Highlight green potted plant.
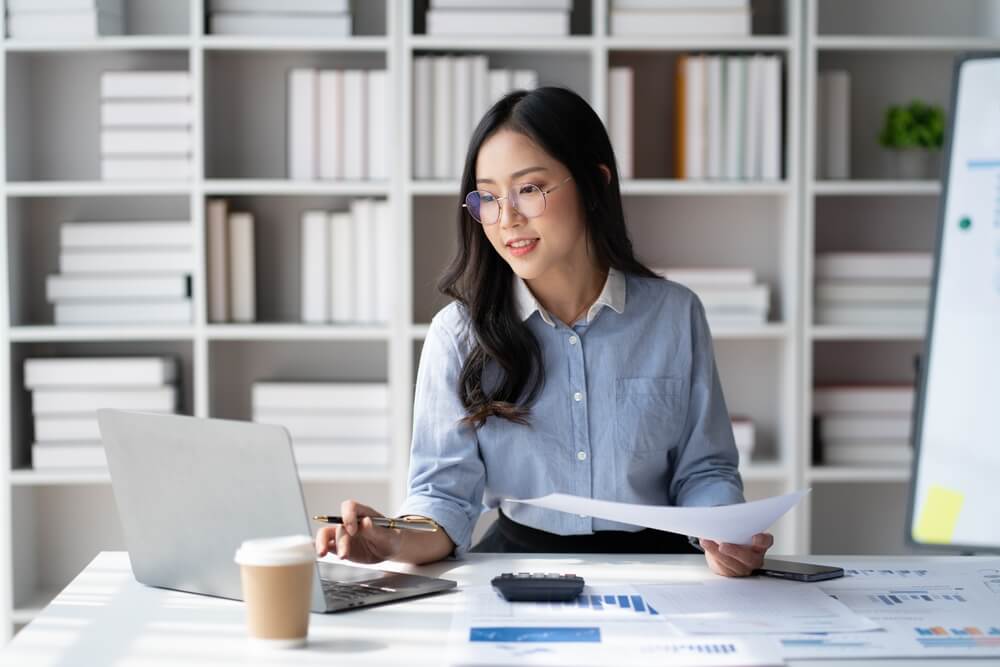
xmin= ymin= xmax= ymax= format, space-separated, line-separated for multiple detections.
xmin=878 ymin=100 xmax=946 ymax=179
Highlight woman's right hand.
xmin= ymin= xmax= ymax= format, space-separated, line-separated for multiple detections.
xmin=314 ymin=499 xmax=402 ymax=564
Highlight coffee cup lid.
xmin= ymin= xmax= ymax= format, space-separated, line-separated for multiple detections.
xmin=234 ymin=535 xmax=315 ymax=567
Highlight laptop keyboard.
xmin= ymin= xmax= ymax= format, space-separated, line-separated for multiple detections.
xmin=320 ymin=579 xmax=389 ymax=606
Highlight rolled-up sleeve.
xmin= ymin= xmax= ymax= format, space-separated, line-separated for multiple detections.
xmin=669 ymin=296 xmax=745 ymax=508
xmin=396 ymin=308 xmax=485 ymax=556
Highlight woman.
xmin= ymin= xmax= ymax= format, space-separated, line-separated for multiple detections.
xmin=316 ymin=87 xmax=773 ymax=576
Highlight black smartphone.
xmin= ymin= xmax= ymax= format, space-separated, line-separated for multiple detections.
xmin=754 ymin=558 xmax=844 ymax=582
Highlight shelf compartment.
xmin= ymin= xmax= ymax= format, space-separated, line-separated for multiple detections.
xmin=816 ymin=0 xmax=1000 ymax=39
xmin=809 ymin=482 xmax=914 ymax=555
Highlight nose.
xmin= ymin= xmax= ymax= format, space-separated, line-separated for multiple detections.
xmin=498 ymin=193 xmax=525 ymax=229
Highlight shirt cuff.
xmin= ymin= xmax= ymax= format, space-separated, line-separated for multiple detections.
xmin=396 ymin=495 xmax=477 ymax=559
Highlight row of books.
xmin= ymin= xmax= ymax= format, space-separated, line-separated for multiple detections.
xmin=655 ymin=267 xmax=770 ymax=327
xmin=300 ymin=200 xmax=394 ymax=325
xmin=676 ymin=54 xmax=783 ymax=181
xmin=252 ymin=382 xmax=390 ymax=467
xmin=47 ymin=221 xmax=194 ymax=325
xmin=206 ymin=200 xmax=257 ymax=323
xmin=25 ymin=357 xmax=179 ymax=470
xmin=610 ymin=0 xmax=750 ymax=37
xmin=813 ymin=385 xmax=915 ymax=467
xmin=208 ymin=0 xmax=351 ymax=37
xmin=100 ymin=71 xmax=193 ymax=182
xmin=288 ymin=68 xmax=387 ymax=182
xmin=814 ymin=253 xmax=933 ymax=327
xmin=424 ymin=0 xmax=571 ymax=37
xmin=6 ymin=0 xmax=123 ymax=39
xmin=413 ymin=56 xmax=539 ymax=180
xmin=815 ymin=71 xmax=851 ymax=180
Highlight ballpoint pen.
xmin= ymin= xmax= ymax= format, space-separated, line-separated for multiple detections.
xmin=312 ymin=515 xmax=440 ymax=533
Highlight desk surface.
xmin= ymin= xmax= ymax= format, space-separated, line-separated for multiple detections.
xmin=2 ymin=552 xmax=998 ymax=666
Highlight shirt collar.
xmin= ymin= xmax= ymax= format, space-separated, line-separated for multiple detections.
xmin=513 ymin=268 xmax=626 ymax=328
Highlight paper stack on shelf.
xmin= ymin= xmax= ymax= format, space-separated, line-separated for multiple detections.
xmin=675 ymin=53 xmax=782 ymax=181
xmin=47 ymin=221 xmax=193 ymax=325
xmin=813 ymin=385 xmax=915 ymax=467
xmin=205 ymin=200 xmax=256 ymax=323
xmin=6 ymin=0 xmax=124 ymax=39
xmin=25 ymin=357 xmax=179 ymax=470
xmin=207 ymin=0 xmax=351 ymax=37
xmin=413 ymin=55 xmax=539 ymax=180
xmin=288 ymin=68 xmax=387 ymax=181
xmin=300 ymin=199 xmax=393 ymax=324
xmin=814 ymin=252 xmax=933 ymax=327
xmin=609 ymin=0 xmax=750 ymax=37
xmin=100 ymin=71 xmax=193 ymax=181
xmin=654 ymin=267 xmax=771 ymax=327
xmin=252 ymin=382 xmax=391 ymax=467
xmin=731 ymin=416 xmax=756 ymax=466
xmin=424 ymin=0 xmax=571 ymax=36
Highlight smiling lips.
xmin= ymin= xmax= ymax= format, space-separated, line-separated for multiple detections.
xmin=506 ymin=237 xmax=539 ymax=257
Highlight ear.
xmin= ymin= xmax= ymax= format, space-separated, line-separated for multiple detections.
xmin=597 ymin=163 xmax=612 ymax=185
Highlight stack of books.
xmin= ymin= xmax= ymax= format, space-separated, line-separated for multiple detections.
xmin=47 ymin=221 xmax=194 ymax=325
xmin=675 ymin=54 xmax=782 ymax=181
xmin=814 ymin=252 xmax=933 ymax=328
xmin=288 ymin=68 xmax=387 ymax=181
xmin=7 ymin=0 xmax=123 ymax=39
xmin=25 ymin=357 xmax=178 ymax=470
xmin=205 ymin=200 xmax=257 ymax=323
xmin=424 ymin=0 xmax=571 ymax=36
xmin=731 ymin=417 xmax=756 ymax=466
xmin=252 ymin=382 xmax=390 ymax=468
xmin=208 ymin=0 xmax=351 ymax=37
xmin=300 ymin=200 xmax=393 ymax=324
xmin=413 ymin=55 xmax=540 ymax=180
xmin=655 ymin=267 xmax=770 ymax=327
xmin=814 ymin=385 xmax=915 ymax=467
xmin=100 ymin=71 xmax=193 ymax=181
xmin=610 ymin=0 xmax=750 ymax=37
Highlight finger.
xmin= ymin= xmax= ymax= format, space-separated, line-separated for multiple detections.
xmin=336 ymin=525 xmax=352 ymax=560
xmin=711 ymin=546 xmax=754 ymax=576
xmin=719 ymin=543 xmax=760 ymax=571
xmin=751 ymin=533 xmax=774 ymax=553
xmin=315 ymin=526 xmax=337 ymax=557
xmin=706 ymin=552 xmax=740 ymax=577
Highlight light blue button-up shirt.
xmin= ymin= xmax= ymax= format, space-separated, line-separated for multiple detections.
xmin=397 ymin=268 xmax=744 ymax=555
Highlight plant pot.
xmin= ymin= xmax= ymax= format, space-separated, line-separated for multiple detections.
xmin=884 ymin=149 xmax=938 ymax=180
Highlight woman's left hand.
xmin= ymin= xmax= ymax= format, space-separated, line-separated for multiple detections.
xmin=700 ymin=533 xmax=773 ymax=577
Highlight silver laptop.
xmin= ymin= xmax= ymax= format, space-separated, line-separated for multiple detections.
xmin=97 ymin=409 xmax=456 ymax=613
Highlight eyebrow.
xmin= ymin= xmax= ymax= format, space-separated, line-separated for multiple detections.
xmin=476 ymin=166 xmax=548 ymax=184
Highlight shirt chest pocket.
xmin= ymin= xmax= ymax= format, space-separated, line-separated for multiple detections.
xmin=615 ymin=377 xmax=688 ymax=453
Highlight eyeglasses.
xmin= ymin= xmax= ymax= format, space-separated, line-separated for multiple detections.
xmin=462 ymin=176 xmax=573 ymax=225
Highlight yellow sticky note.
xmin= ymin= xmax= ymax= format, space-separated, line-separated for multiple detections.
xmin=914 ymin=485 xmax=965 ymax=544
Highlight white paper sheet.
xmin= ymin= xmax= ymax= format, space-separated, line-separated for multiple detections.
xmin=508 ymin=490 xmax=809 ymax=545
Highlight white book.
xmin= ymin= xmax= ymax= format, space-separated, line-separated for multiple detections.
xmin=8 ymin=10 xmax=122 ymax=38
xmin=351 ymin=199 xmax=377 ymax=322
xmin=101 ymin=158 xmax=192 ymax=181
xmin=60 ymin=249 xmax=193 ymax=274
xmin=512 ymin=70 xmax=538 ymax=91
xmin=815 ymin=305 xmax=928 ymax=328
xmin=61 ymin=221 xmax=190 ymax=248
xmin=489 ymin=69 xmax=513 ymax=105
xmin=55 ymin=299 xmax=193 ymax=325
xmin=46 ymin=274 xmax=189 ymax=302
xmin=254 ymin=412 xmax=391 ymax=440
xmin=610 ymin=8 xmax=749 ymax=36
xmin=100 ymin=72 xmax=191 ymax=100
xmin=208 ymin=0 xmax=348 ymax=12
xmin=373 ymin=200 xmax=393 ymax=324
xmin=813 ymin=386 xmax=915 ymax=415
xmin=819 ymin=70 xmax=850 ymax=180
xmin=823 ymin=442 xmax=913 ymax=466
xmin=612 ymin=0 xmax=747 ymax=7
xmin=433 ymin=56 xmax=454 ymax=180
xmin=731 ymin=418 xmax=756 ymax=452
xmin=343 ymin=70 xmax=368 ymax=180
xmin=300 ymin=210 xmax=330 ymax=324
xmin=206 ymin=199 xmax=230 ymax=323
xmin=318 ymin=70 xmax=344 ymax=181
xmin=228 ymin=212 xmax=256 ymax=323
xmin=814 ymin=282 xmax=931 ymax=304
xmin=24 ymin=357 xmax=177 ymax=389
xmin=32 ymin=442 xmax=107 ymax=469
xmin=814 ymin=253 xmax=934 ymax=280
xmin=691 ymin=285 xmax=770 ymax=311
xmin=656 ymin=267 xmax=756 ymax=286
xmin=100 ymin=129 xmax=192 ymax=156
xmin=252 ymin=382 xmax=390 ymax=412
xmin=413 ymin=58 xmax=434 ymax=180
xmin=608 ymin=67 xmax=634 ymax=180
xmin=288 ymin=68 xmax=317 ymax=180
xmin=427 ymin=9 xmax=569 ymax=36
xmin=742 ymin=55 xmax=763 ymax=180
xmin=470 ymin=55 xmax=491 ymax=129
xmin=328 ymin=211 xmax=355 ymax=322
xmin=292 ymin=442 xmax=389 ymax=467
xmin=431 ymin=0 xmax=571 ymax=7
xmin=705 ymin=56 xmax=724 ymax=180
xmin=8 ymin=0 xmax=123 ymax=11
xmin=210 ymin=13 xmax=351 ymax=36
xmin=367 ymin=70 xmax=388 ymax=181
xmin=452 ymin=57 xmax=473 ymax=180
xmin=761 ymin=56 xmax=782 ymax=181
xmin=820 ymin=416 xmax=912 ymax=441
xmin=683 ymin=55 xmax=705 ymax=180
xmin=101 ymin=101 xmax=193 ymax=128
xmin=723 ymin=56 xmax=745 ymax=180
xmin=33 ymin=387 xmax=177 ymax=415
xmin=34 ymin=416 xmax=101 ymax=442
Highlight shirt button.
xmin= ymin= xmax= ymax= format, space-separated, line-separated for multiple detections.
xmin=573 ymin=391 xmax=583 ymax=402
xmin=577 ymin=451 xmax=587 ymax=461
xmin=568 ymin=335 xmax=578 ymax=345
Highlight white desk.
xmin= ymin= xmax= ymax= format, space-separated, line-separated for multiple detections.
xmin=1 ymin=552 xmax=997 ymax=666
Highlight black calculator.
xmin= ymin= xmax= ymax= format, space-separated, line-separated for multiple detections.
xmin=491 ymin=572 xmax=586 ymax=602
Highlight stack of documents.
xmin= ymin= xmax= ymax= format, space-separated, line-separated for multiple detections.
xmin=813 ymin=384 xmax=915 ymax=467
xmin=207 ymin=0 xmax=351 ymax=36
xmin=655 ymin=267 xmax=771 ymax=327
xmin=814 ymin=252 xmax=933 ymax=327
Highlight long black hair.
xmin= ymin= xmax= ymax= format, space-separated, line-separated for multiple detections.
xmin=439 ymin=86 xmax=660 ymax=428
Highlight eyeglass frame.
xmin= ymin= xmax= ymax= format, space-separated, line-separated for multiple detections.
xmin=461 ymin=175 xmax=574 ymax=225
